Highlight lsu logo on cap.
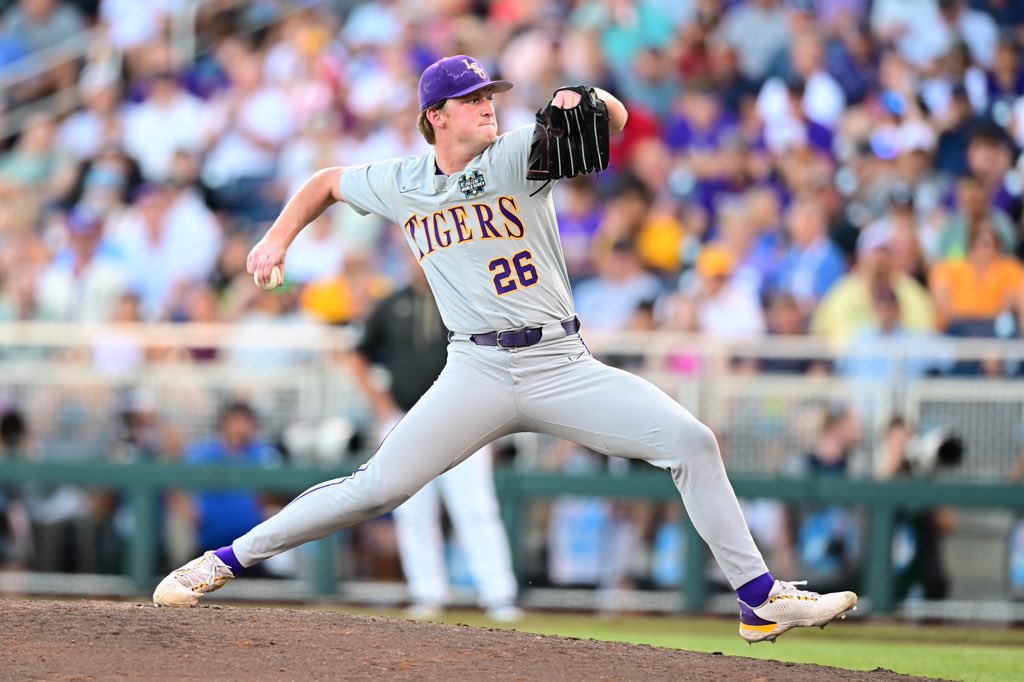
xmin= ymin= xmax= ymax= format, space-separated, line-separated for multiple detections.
xmin=463 ymin=58 xmax=486 ymax=80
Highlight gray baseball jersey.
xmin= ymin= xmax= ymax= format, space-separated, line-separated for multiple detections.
xmin=339 ymin=125 xmax=574 ymax=334
xmin=232 ymin=120 xmax=769 ymax=592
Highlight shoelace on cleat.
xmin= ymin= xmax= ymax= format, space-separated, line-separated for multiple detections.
xmin=174 ymin=556 xmax=226 ymax=591
xmin=770 ymin=580 xmax=820 ymax=603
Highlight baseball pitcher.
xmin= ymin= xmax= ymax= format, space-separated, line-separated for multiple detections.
xmin=154 ymin=55 xmax=857 ymax=643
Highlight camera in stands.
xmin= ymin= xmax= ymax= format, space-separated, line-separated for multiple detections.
xmin=905 ymin=427 xmax=965 ymax=475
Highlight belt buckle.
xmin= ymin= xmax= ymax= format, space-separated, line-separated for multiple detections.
xmin=496 ymin=330 xmax=516 ymax=349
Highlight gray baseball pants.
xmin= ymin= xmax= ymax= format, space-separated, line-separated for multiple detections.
xmin=233 ymin=334 xmax=769 ymax=589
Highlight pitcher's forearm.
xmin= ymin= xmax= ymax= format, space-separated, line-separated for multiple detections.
xmin=266 ymin=167 xmax=345 ymax=247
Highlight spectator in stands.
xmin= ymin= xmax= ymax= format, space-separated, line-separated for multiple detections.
xmin=109 ymin=387 xmax=183 ymax=464
xmin=933 ymin=84 xmax=988 ymax=177
xmin=172 ymin=283 xmax=222 ymax=363
xmin=0 ymin=0 xmax=83 ymax=51
xmin=568 ymin=0 xmax=677 ymax=81
xmin=201 ymin=48 xmax=296 ymax=226
xmin=929 ymin=218 xmax=1024 ymax=340
xmin=55 ymin=62 xmax=124 ymax=161
xmin=0 ymin=233 xmax=45 ymax=326
xmin=0 ymin=12 xmax=31 ymax=79
xmin=983 ymin=0 xmax=1024 ymax=40
xmin=35 ymin=204 xmax=127 ymax=323
xmin=0 ymin=112 xmax=71 ymax=204
xmin=0 ymin=406 xmax=34 ymax=569
xmin=937 ymin=173 xmax=1017 ymax=260
xmin=761 ymin=77 xmax=837 ymax=163
xmin=664 ymin=85 xmax=747 ymax=219
xmin=870 ymin=0 xmax=947 ymax=69
xmin=110 ymin=182 xmax=221 ymax=320
xmin=713 ymin=191 xmax=785 ymax=299
xmin=812 ymin=225 xmax=934 ymax=350
xmin=858 ymin=184 xmax=929 ymax=283
xmin=628 ymin=136 xmax=682 ymax=218
xmin=982 ymin=37 xmax=1024 ymax=129
xmin=573 ymin=237 xmax=663 ymax=332
xmin=90 ymin=290 xmax=146 ymax=376
xmin=98 ymin=0 xmax=176 ymax=53
xmin=825 ymin=10 xmax=876 ymax=105
xmin=689 ymin=244 xmax=765 ymax=343
xmin=759 ymin=33 xmax=846 ymax=131
xmin=837 ymin=281 xmax=953 ymax=381
xmin=876 ymin=415 xmax=954 ymax=601
xmin=702 ymin=39 xmax=757 ymax=116
xmin=0 ymin=0 xmax=85 ymax=103
xmin=629 ymin=155 xmax=689 ymax=279
xmin=207 ymin=229 xmax=254 ymax=317
xmin=797 ymin=407 xmax=862 ymax=475
xmin=759 ymin=292 xmax=827 ymax=375
xmin=772 ymin=196 xmax=847 ymax=316
xmin=620 ymin=47 xmax=680 ymax=119
xmin=673 ymin=2 xmax=717 ymax=84
xmin=963 ymin=124 xmax=1021 ymax=225
xmin=787 ymin=405 xmax=863 ymax=593
xmin=554 ymin=177 xmax=604 ymax=284
xmin=886 ymin=127 xmax=948 ymax=263
xmin=936 ymin=0 xmax=999 ymax=70
xmin=122 ymin=70 xmax=207 ymax=183
xmin=590 ymin=176 xmax=652 ymax=247
xmin=715 ymin=0 xmax=791 ymax=84
xmin=68 ymin=146 xmax=143 ymax=221
xmin=167 ymin=401 xmax=281 ymax=563
xmin=2 ymin=396 xmax=109 ymax=573
xmin=340 ymin=0 xmax=402 ymax=50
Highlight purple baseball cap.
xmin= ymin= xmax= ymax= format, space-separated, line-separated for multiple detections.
xmin=418 ymin=55 xmax=512 ymax=111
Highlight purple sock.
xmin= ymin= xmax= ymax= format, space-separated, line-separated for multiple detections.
xmin=214 ymin=545 xmax=245 ymax=576
xmin=736 ymin=572 xmax=775 ymax=606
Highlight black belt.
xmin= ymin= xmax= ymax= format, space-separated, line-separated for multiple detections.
xmin=469 ymin=317 xmax=581 ymax=348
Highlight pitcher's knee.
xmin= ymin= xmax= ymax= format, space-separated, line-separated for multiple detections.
xmin=663 ymin=419 xmax=721 ymax=468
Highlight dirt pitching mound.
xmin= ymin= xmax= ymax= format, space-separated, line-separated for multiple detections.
xmin=1 ymin=599 xmax=934 ymax=681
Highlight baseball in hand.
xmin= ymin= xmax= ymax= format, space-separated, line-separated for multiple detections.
xmin=255 ymin=265 xmax=284 ymax=290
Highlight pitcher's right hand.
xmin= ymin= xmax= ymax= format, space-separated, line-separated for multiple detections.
xmin=247 ymin=238 xmax=287 ymax=289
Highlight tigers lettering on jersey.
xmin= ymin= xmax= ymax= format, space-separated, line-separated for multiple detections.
xmin=403 ymin=197 xmax=526 ymax=260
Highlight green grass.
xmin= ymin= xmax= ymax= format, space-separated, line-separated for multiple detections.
xmin=327 ymin=606 xmax=1024 ymax=682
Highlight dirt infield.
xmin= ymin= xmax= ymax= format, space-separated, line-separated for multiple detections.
xmin=2 ymin=599 xmax=936 ymax=681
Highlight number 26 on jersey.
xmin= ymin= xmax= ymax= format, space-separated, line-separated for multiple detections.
xmin=489 ymin=250 xmax=538 ymax=296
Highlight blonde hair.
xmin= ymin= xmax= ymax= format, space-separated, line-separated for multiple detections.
xmin=417 ymin=101 xmax=446 ymax=145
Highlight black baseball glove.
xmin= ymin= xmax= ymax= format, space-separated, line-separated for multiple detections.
xmin=527 ymin=85 xmax=610 ymax=182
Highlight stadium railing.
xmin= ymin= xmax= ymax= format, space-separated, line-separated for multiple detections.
xmin=0 ymin=459 xmax=1022 ymax=614
xmin=2 ymin=322 xmax=1024 ymax=615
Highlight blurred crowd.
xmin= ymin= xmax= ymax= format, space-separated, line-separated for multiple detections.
xmin=3 ymin=0 xmax=1024 ymax=601
xmin=2 ymin=0 xmax=1024 ymax=357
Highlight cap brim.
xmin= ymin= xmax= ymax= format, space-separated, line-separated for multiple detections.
xmin=446 ymin=80 xmax=513 ymax=101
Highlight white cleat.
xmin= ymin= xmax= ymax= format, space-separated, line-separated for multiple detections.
xmin=738 ymin=580 xmax=857 ymax=643
xmin=153 ymin=551 xmax=236 ymax=607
